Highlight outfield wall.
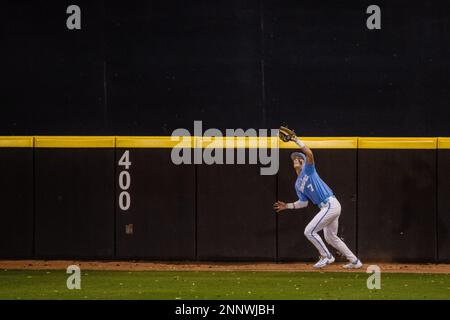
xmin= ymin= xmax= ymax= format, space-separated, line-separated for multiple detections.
xmin=3 ymin=1 xmax=450 ymax=137
xmin=0 ymin=136 xmax=448 ymax=263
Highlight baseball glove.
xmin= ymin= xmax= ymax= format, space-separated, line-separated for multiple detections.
xmin=279 ymin=126 xmax=296 ymax=142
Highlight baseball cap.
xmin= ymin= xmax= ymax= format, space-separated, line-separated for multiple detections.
xmin=290 ymin=152 xmax=306 ymax=161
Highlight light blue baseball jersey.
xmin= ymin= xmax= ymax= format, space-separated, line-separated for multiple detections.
xmin=295 ymin=162 xmax=334 ymax=206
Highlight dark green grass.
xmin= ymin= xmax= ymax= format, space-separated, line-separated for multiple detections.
xmin=0 ymin=270 xmax=449 ymax=300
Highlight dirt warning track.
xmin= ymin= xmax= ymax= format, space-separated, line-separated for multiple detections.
xmin=1 ymin=260 xmax=450 ymax=274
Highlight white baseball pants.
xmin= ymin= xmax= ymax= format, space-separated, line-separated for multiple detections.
xmin=304 ymin=197 xmax=357 ymax=262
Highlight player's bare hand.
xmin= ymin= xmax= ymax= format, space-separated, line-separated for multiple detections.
xmin=273 ymin=201 xmax=287 ymax=212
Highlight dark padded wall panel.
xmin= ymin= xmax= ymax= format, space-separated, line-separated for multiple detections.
xmin=105 ymin=0 xmax=263 ymax=135
xmin=2 ymin=1 xmax=450 ymax=135
xmin=358 ymin=150 xmax=436 ymax=262
xmin=1 ymin=1 xmax=106 ymax=135
xmin=438 ymin=149 xmax=450 ymax=262
xmin=35 ymin=149 xmax=114 ymax=258
xmin=115 ymin=148 xmax=195 ymax=259
xmin=197 ymin=151 xmax=276 ymax=260
xmin=0 ymin=148 xmax=34 ymax=258
xmin=263 ymin=0 xmax=450 ymax=136
xmin=277 ymin=149 xmax=357 ymax=261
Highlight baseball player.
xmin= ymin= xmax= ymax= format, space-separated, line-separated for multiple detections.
xmin=274 ymin=128 xmax=362 ymax=269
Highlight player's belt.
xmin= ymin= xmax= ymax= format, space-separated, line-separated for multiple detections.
xmin=318 ymin=196 xmax=335 ymax=209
